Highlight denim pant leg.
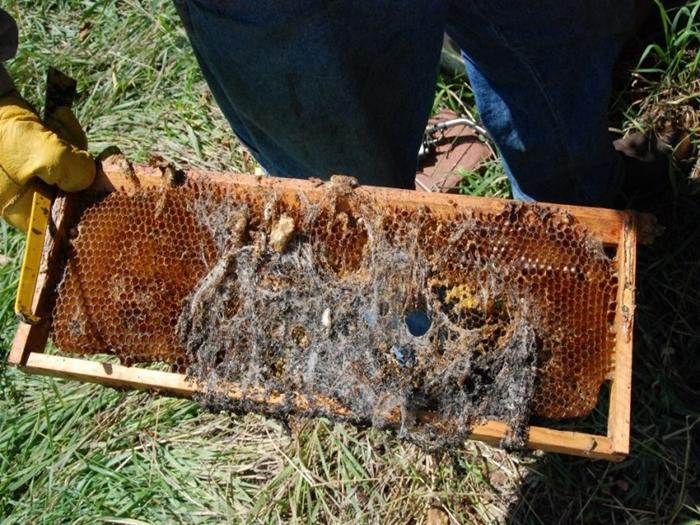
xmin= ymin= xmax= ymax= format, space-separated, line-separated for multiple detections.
xmin=446 ymin=0 xmax=634 ymax=205
xmin=173 ymin=1 xmax=446 ymax=189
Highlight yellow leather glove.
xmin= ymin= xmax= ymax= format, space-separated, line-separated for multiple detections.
xmin=0 ymin=92 xmax=95 ymax=231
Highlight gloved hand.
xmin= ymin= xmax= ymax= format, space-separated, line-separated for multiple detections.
xmin=0 ymin=92 xmax=95 ymax=231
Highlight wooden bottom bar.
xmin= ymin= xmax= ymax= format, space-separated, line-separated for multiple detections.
xmin=10 ymin=350 xmax=624 ymax=461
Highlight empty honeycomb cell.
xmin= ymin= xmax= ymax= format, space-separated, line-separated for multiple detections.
xmin=51 ymin=178 xmax=619 ymax=437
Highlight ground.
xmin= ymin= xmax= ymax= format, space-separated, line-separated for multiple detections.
xmin=1 ymin=1 xmax=699 ymax=523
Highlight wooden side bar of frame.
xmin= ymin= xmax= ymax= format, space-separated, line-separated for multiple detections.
xmin=606 ymin=213 xmax=637 ymax=457
xmin=8 ymin=158 xmax=638 ymax=461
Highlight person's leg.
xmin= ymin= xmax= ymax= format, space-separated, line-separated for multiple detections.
xmin=446 ymin=0 xmax=635 ymax=206
xmin=173 ymin=0 xmax=447 ymax=188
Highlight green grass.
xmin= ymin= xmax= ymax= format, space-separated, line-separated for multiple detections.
xmin=1 ymin=0 xmax=699 ymax=523
xmin=623 ymin=0 xmax=700 ymax=144
xmin=9 ymin=0 xmax=256 ymax=172
xmin=455 ymin=159 xmax=511 ymax=199
xmin=636 ymin=0 xmax=700 ymax=88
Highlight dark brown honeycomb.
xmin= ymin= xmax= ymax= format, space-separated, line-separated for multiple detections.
xmin=52 ymin=179 xmax=618 ymax=419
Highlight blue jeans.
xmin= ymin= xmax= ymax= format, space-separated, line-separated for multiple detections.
xmin=174 ymin=0 xmax=634 ymax=206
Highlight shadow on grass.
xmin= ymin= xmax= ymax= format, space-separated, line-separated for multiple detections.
xmin=506 ymin=176 xmax=700 ymax=523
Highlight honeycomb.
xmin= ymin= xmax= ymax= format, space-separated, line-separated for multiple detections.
xmin=52 ymin=175 xmax=618 ymax=422
xmin=52 ymin=187 xmax=219 ymax=372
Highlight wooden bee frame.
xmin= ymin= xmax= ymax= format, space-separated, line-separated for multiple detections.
xmin=8 ymin=158 xmax=639 ymax=461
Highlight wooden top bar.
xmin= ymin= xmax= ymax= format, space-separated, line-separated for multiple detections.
xmin=92 ymin=157 xmax=632 ymax=246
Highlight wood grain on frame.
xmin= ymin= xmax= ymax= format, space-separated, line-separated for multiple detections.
xmin=9 ymin=158 xmax=639 ymax=461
